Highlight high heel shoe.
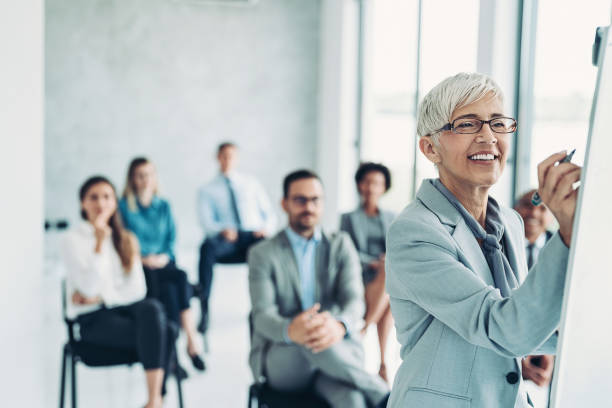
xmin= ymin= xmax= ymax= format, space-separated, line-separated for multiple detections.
xmin=190 ymin=353 xmax=206 ymax=371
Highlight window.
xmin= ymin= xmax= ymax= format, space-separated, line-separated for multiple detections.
xmin=415 ymin=0 xmax=481 ymax=194
xmin=527 ymin=0 xmax=610 ymax=189
xmin=359 ymin=0 xmax=419 ymax=213
xmin=359 ymin=0 xmax=481 ymax=211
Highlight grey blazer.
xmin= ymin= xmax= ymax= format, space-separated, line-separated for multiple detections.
xmin=340 ymin=207 xmax=396 ymax=265
xmin=247 ymin=229 xmax=364 ymax=380
xmin=386 ymin=180 xmax=570 ymax=408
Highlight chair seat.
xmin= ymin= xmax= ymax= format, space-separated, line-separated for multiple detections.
xmin=252 ymin=383 xmax=331 ymax=408
xmin=69 ymin=341 xmax=139 ymax=367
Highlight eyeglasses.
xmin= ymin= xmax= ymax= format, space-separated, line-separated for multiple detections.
xmin=289 ymin=195 xmax=321 ymax=206
xmin=437 ymin=116 xmax=517 ymax=134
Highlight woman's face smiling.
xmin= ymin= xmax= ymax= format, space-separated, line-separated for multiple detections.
xmin=423 ymin=93 xmax=510 ymax=194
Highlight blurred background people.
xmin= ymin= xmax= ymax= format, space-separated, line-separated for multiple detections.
xmin=340 ymin=162 xmax=395 ymax=382
xmin=61 ymin=176 xmax=172 ymax=408
xmin=120 ymin=157 xmax=205 ymax=373
xmin=248 ymin=169 xmax=389 ymax=408
xmin=197 ymin=142 xmax=276 ymax=334
xmin=515 ymin=189 xmax=556 ymax=407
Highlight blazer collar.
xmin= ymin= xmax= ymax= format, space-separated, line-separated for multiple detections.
xmin=417 ymin=179 xmax=495 ymax=287
xmin=416 ymin=179 xmax=463 ymax=227
xmin=349 ymin=209 xmax=367 ymax=251
xmin=278 ymin=231 xmax=302 ymax=303
xmin=278 ymin=229 xmax=330 ymax=306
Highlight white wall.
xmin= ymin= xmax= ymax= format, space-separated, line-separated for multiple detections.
xmin=45 ymin=0 xmax=321 ymax=253
xmin=0 ymin=1 xmax=44 ymax=405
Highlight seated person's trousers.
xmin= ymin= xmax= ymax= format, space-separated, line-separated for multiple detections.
xmin=143 ymin=261 xmax=192 ymax=324
xmin=198 ymin=231 xmax=262 ymax=327
xmin=76 ymin=299 xmax=176 ymax=392
xmin=264 ymin=338 xmax=389 ymax=408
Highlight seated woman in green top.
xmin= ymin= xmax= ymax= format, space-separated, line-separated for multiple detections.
xmin=119 ymin=157 xmax=205 ymax=372
xmin=340 ymin=162 xmax=396 ymax=382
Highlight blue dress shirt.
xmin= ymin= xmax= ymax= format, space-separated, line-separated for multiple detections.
xmin=119 ymin=196 xmax=176 ymax=260
xmin=197 ymin=172 xmax=276 ymax=237
xmin=285 ymin=227 xmax=322 ymax=310
xmin=283 ymin=227 xmax=349 ymax=343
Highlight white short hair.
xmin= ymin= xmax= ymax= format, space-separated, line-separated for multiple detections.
xmin=417 ymin=72 xmax=504 ymax=143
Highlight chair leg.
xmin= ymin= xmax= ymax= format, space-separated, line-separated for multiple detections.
xmin=248 ymin=383 xmax=262 ymax=408
xmin=174 ymin=354 xmax=184 ymax=408
xmin=70 ymin=354 xmax=77 ymax=408
xmin=247 ymin=384 xmax=254 ymax=408
xmin=59 ymin=346 xmax=68 ymax=408
xmin=175 ymin=368 xmax=184 ymax=408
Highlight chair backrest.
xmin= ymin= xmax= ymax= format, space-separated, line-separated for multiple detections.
xmin=61 ymin=278 xmax=67 ymax=320
xmin=61 ymin=279 xmax=77 ymax=343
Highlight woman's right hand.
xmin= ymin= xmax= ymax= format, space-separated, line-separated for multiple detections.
xmin=92 ymin=215 xmax=111 ymax=252
xmin=537 ymin=151 xmax=582 ymax=246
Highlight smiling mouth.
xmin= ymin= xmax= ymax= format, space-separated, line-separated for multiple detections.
xmin=468 ymin=153 xmax=499 ymax=161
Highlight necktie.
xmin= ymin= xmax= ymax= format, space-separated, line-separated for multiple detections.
xmin=527 ymin=243 xmax=535 ymax=269
xmin=225 ymin=177 xmax=242 ymax=228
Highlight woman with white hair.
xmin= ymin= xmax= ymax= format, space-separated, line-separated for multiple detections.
xmin=385 ymin=73 xmax=581 ymax=407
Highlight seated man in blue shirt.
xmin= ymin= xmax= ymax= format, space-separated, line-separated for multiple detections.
xmin=197 ymin=142 xmax=276 ymax=333
xmin=247 ymin=170 xmax=389 ymax=408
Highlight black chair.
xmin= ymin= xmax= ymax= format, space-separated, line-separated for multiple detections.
xmin=246 ymin=314 xmax=330 ymax=408
xmin=247 ymin=382 xmax=331 ymax=408
xmin=58 ymin=281 xmax=184 ymax=408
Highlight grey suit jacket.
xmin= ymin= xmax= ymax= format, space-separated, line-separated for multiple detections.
xmin=340 ymin=207 xmax=396 ymax=265
xmin=386 ymin=180 xmax=569 ymax=408
xmin=247 ymin=229 xmax=364 ymax=380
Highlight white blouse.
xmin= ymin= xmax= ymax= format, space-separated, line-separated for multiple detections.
xmin=61 ymin=221 xmax=146 ymax=318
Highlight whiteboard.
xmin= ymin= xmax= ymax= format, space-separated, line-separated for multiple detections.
xmin=550 ymin=23 xmax=612 ymax=408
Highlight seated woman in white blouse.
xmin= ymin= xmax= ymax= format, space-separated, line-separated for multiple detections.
xmin=62 ymin=176 xmax=172 ymax=408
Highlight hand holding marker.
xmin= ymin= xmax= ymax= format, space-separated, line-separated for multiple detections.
xmin=531 ymin=149 xmax=577 ymax=206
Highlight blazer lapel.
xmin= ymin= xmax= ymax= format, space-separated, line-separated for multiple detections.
xmin=452 ymin=219 xmax=495 ymax=287
xmin=500 ymin=209 xmax=527 ymax=284
xmin=417 ymin=180 xmax=495 ymax=287
xmin=349 ymin=210 xmax=367 ymax=252
xmin=278 ymin=232 xmax=303 ymax=305
xmin=315 ymin=234 xmax=330 ymax=303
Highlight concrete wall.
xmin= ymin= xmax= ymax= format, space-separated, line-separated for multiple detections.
xmin=45 ymin=0 xmax=321 ymax=254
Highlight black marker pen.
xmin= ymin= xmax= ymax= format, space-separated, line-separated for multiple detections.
xmin=531 ymin=149 xmax=576 ymax=206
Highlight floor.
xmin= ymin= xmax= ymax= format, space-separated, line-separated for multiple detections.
xmin=3 ymin=234 xmax=399 ymax=407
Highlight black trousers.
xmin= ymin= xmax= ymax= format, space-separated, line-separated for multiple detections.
xmin=77 ymin=299 xmax=170 ymax=370
xmin=198 ymin=231 xmax=262 ymax=317
xmin=143 ymin=261 xmax=192 ymax=324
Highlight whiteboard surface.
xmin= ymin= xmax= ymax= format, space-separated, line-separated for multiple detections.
xmin=551 ymin=24 xmax=612 ymax=407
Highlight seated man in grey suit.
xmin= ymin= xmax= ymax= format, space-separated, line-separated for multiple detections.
xmin=515 ymin=189 xmax=555 ymax=406
xmin=247 ymin=169 xmax=390 ymax=408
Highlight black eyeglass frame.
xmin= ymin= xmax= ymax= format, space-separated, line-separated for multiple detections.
xmin=436 ymin=116 xmax=518 ymax=134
